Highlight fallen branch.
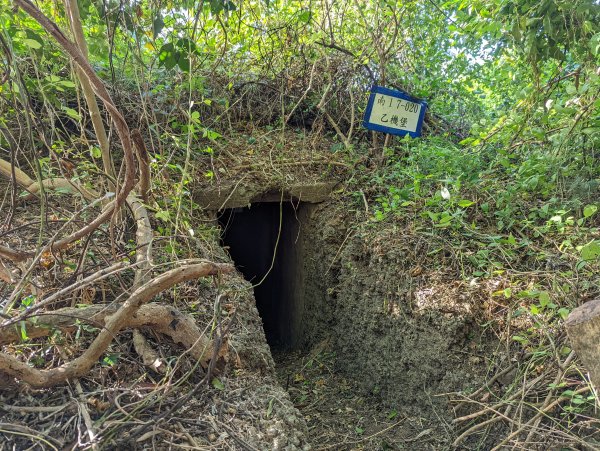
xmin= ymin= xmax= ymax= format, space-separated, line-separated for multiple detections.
xmin=24 ymin=177 xmax=100 ymax=201
xmin=0 ymin=245 xmax=29 ymax=263
xmin=489 ymin=386 xmax=591 ymax=451
xmin=452 ymin=405 xmax=514 ymax=447
xmin=0 ymin=423 xmax=62 ymax=450
xmin=74 ymin=379 xmax=99 ymax=450
xmin=0 ymin=157 xmax=33 ymax=187
xmin=132 ymin=329 xmax=165 ymax=374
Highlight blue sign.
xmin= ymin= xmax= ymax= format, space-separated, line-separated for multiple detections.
xmin=363 ymin=86 xmax=427 ymax=138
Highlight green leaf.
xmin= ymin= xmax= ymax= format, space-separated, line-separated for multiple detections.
xmin=538 ymin=291 xmax=550 ymax=307
xmin=63 ymin=107 xmax=81 ymax=121
xmin=23 ymin=38 xmax=42 ymax=49
xmin=298 ymin=10 xmax=311 ymax=23
xmin=77 ymin=0 xmax=93 ymax=19
xmin=58 ymin=80 xmax=76 ymax=88
xmin=155 ymin=210 xmax=171 ymax=222
xmin=177 ymin=56 xmax=190 ymax=72
xmin=590 ymin=32 xmax=600 ymax=56
xmin=158 ymin=43 xmax=177 ymax=70
xmin=212 ymin=378 xmax=225 ymax=390
xmin=153 ymin=15 xmax=165 ymax=39
xmin=457 ymin=199 xmax=475 ymax=207
xmin=20 ymin=321 xmax=28 ymax=341
xmin=209 ymin=0 xmax=235 ymax=13
xmin=102 ymin=353 xmax=119 ymax=366
xmin=512 ymin=335 xmax=528 ymax=345
xmin=581 ymin=240 xmax=600 ymax=261
xmin=90 ymin=146 xmax=102 ymax=159
xmin=557 ymin=308 xmax=570 ymax=320
xmin=21 ymin=294 xmax=35 ymax=307
xmin=583 ymin=205 xmax=597 ymax=218
xmin=203 ymin=129 xmax=222 ymax=140
xmin=210 ymin=0 xmax=224 ymax=14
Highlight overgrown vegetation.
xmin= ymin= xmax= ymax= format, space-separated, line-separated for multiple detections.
xmin=0 ymin=0 xmax=599 ymax=448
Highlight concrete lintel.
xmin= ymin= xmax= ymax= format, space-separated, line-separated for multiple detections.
xmin=195 ymin=182 xmax=338 ymax=210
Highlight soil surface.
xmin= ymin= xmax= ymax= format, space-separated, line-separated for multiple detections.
xmin=274 ymin=347 xmax=448 ymax=450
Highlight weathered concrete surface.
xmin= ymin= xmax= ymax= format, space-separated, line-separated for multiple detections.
xmin=195 ymin=182 xmax=338 ymax=209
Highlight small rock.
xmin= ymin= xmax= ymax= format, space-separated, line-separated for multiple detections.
xmin=266 ymin=426 xmax=279 ymax=439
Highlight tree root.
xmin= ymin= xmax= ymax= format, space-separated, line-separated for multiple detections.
xmin=0 ymin=302 xmax=226 ymax=366
xmin=0 ymin=157 xmax=34 ymax=187
xmin=0 ymin=262 xmax=233 ymax=387
xmin=132 ymin=329 xmax=165 ymax=374
xmin=0 ymin=156 xmax=99 ymax=202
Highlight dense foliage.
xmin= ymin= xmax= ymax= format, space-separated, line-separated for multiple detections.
xmin=0 ymin=0 xmax=599 ymax=446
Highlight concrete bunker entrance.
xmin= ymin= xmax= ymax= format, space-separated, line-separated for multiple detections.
xmin=218 ymin=201 xmax=310 ymax=350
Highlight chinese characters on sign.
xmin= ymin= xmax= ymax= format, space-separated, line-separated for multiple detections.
xmin=363 ymin=86 xmax=427 ymax=138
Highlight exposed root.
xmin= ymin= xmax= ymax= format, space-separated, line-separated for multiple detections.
xmin=0 ymin=302 xmax=222 ymax=365
xmin=0 ymin=157 xmax=99 ymax=202
xmin=133 ymin=329 xmax=165 ymax=374
xmin=0 ymin=157 xmax=34 ymax=187
xmin=0 ymin=262 xmax=233 ymax=387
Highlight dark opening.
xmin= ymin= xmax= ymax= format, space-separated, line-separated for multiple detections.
xmin=218 ymin=202 xmax=305 ymax=350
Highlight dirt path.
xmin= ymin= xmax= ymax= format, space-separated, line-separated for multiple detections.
xmin=273 ymin=347 xmax=445 ymax=450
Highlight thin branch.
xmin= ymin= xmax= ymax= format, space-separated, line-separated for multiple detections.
xmin=14 ymin=0 xmax=136 ymax=252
